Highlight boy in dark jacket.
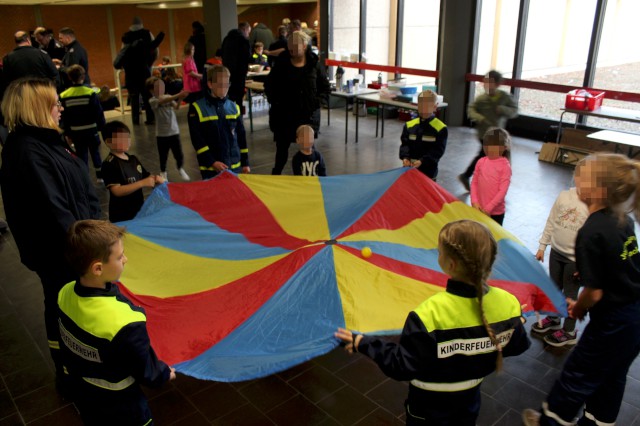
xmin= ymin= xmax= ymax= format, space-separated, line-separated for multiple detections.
xmin=60 ymin=64 xmax=105 ymax=182
xmin=399 ymin=90 xmax=448 ymax=180
xmin=59 ymin=219 xmax=175 ymax=424
xmin=188 ymin=65 xmax=250 ymax=180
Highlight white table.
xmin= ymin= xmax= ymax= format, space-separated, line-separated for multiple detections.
xmin=328 ymin=88 xmax=379 ymax=143
xmin=587 ymin=130 xmax=640 ymax=158
xmin=355 ymin=93 xmax=449 ymax=139
xmin=556 ymin=106 xmax=640 ymax=142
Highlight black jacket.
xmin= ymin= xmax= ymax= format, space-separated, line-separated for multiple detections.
xmin=1 ymin=46 xmax=58 ymax=98
xmin=249 ymin=24 xmax=275 ymax=51
xmin=120 ymin=28 xmax=164 ymax=90
xmin=221 ymin=29 xmax=251 ymax=76
xmin=60 ymin=39 xmax=91 ymax=88
xmin=264 ymin=49 xmax=329 ymax=142
xmin=0 ymin=126 xmax=101 ymax=273
xmin=42 ymin=37 xmax=66 ymax=61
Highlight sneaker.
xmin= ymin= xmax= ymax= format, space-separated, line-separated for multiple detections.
xmin=160 ymin=171 xmax=168 ymax=181
xmin=522 ymin=409 xmax=541 ymax=426
xmin=531 ymin=316 xmax=562 ymax=333
xmin=458 ymin=174 xmax=470 ymax=191
xmin=179 ymin=168 xmax=191 ymax=181
xmin=544 ymin=329 xmax=577 ymax=347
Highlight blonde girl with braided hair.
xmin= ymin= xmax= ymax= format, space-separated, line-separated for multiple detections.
xmin=524 ymin=153 xmax=640 ymax=426
xmin=336 ymin=220 xmax=530 ymax=425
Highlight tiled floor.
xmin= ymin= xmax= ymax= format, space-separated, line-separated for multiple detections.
xmin=1 ymin=104 xmax=639 ymax=425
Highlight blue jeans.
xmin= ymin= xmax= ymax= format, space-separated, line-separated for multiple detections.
xmin=540 ymin=301 xmax=640 ymax=425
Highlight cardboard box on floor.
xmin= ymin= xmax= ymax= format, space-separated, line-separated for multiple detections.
xmin=538 ymin=128 xmax=617 ymax=164
xmin=560 ymin=128 xmax=617 ymax=153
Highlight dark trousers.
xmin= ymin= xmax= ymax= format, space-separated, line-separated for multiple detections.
xmin=406 ymin=385 xmax=481 ymax=425
xmin=462 ymin=138 xmax=485 ymax=178
xmin=540 ymin=302 xmax=640 ymax=425
xmin=130 ymin=89 xmax=155 ymax=124
xmin=156 ymin=135 xmax=184 ymax=172
xmin=547 ymin=249 xmax=579 ymax=332
xmin=72 ymin=132 xmax=102 ymax=178
xmin=36 ymin=266 xmax=76 ymax=378
xmin=272 ymin=140 xmax=292 ymax=175
xmin=74 ymin=383 xmax=152 ymax=426
xmin=491 ymin=213 xmax=504 ymax=225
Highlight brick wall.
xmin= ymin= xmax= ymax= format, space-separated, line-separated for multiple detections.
xmin=0 ymin=2 xmax=321 ymax=89
xmin=0 ymin=4 xmax=204 ymax=88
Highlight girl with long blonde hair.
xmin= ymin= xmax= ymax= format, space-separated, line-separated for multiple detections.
xmin=336 ymin=220 xmax=530 ymax=425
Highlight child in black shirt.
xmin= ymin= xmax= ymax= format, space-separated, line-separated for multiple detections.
xmin=523 ymin=153 xmax=640 ymax=426
xmin=101 ymin=121 xmax=165 ymax=222
xmin=292 ymin=125 xmax=326 ymax=176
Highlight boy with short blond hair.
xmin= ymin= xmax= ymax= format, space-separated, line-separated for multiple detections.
xmin=188 ymin=65 xmax=250 ymax=179
xmin=399 ymin=90 xmax=448 ymax=180
xmin=59 ymin=219 xmax=175 ymax=425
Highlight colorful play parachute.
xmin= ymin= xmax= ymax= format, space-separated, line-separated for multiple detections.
xmin=117 ymin=168 xmax=565 ymax=382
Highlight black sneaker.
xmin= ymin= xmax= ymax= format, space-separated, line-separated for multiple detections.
xmin=531 ymin=317 xmax=562 ymax=333
xmin=544 ymin=329 xmax=578 ymax=347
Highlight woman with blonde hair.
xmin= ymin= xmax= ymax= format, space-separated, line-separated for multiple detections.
xmin=0 ymin=77 xmax=101 ymax=394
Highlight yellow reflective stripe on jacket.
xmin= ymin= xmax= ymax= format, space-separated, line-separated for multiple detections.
xmin=60 ymin=85 xmax=95 ymax=98
xmin=199 ymin=166 xmax=215 ymax=171
xmin=414 ymin=286 xmax=521 ymax=332
xmin=192 ymin=102 xmax=218 ymax=122
xmin=58 ymin=282 xmax=146 ymax=342
xmin=406 ymin=118 xmax=420 ymax=129
xmin=410 ymin=378 xmax=483 ymax=392
xmin=48 ymin=339 xmax=60 ymax=350
xmin=83 ymin=375 xmax=135 ymax=391
xmin=230 ymin=161 xmax=241 ymax=169
xmin=240 ymin=148 xmax=249 ymax=154
xmin=429 ymin=118 xmax=446 ymax=132
xmin=196 ymin=146 xmax=210 ymax=154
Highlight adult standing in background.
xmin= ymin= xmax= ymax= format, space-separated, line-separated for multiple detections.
xmin=188 ymin=21 xmax=207 ymax=74
xmin=33 ymin=27 xmax=66 ymax=61
xmin=265 ymin=30 xmax=329 ymax=175
xmin=250 ymin=22 xmax=275 ymax=52
xmin=119 ymin=17 xmax=164 ymax=125
xmin=221 ymin=22 xmax=252 ymax=110
xmin=0 ymin=77 xmax=101 ymax=394
xmin=268 ymin=25 xmax=288 ymax=67
xmin=1 ymin=31 xmax=58 ymax=98
xmin=56 ymin=27 xmax=91 ymax=89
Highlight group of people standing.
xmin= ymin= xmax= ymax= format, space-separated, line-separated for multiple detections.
xmin=0 ymin=16 xmax=639 ymax=426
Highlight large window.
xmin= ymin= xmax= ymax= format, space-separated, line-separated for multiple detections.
xmin=591 ymin=0 xmax=640 ymax=131
xmin=518 ymin=0 xmax=597 ymax=120
xmin=474 ymin=0 xmax=519 ymax=99
xmin=331 ymin=0 xmax=361 ymax=82
xmin=475 ymin=0 xmax=518 ymax=76
xmin=364 ymin=0 xmax=391 ymax=83
xmin=400 ymin=0 xmax=440 ymax=85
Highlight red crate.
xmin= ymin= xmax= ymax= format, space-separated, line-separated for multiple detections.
xmin=565 ymin=89 xmax=605 ymax=111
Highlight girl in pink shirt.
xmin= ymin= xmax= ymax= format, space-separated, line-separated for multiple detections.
xmin=182 ymin=42 xmax=202 ymax=98
xmin=471 ymin=127 xmax=512 ymax=225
